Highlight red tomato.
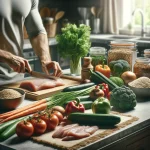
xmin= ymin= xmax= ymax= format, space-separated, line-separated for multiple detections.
xmin=52 ymin=111 xmax=64 ymax=124
xmin=27 ymin=117 xmax=36 ymax=125
xmin=46 ymin=114 xmax=59 ymax=130
xmin=16 ymin=120 xmax=34 ymax=139
xmin=32 ymin=119 xmax=47 ymax=135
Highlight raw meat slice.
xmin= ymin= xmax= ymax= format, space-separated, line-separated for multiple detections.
xmin=19 ymin=78 xmax=65 ymax=92
xmin=61 ymin=126 xmax=84 ymax=138
xmin=52 ymin=124 xmax=79 ymax=138
xmin=62 ymin=126 xmax=99 ymax=141
xmin=62 ymin=126 xmax=90 ymax=141
xmin=84 ymin=126 xmax=99 ymax=135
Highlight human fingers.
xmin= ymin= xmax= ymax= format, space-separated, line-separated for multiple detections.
xmin=55 ymin=63 xmax=62 ymax=77
xmin=11 ymin=57 xmax=22 ymax=73
xmin=42 ymin=63 xmax=49 ymax=75
xmin=24 ymin=59 xmax=32 ymax=73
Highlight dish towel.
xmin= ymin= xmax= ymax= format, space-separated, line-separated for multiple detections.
xmin=0 ymin=63 xmax=24 ymax=85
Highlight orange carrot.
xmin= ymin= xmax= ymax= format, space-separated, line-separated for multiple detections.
xmin=0 ymin=99 xmax=47 ymax=120
xmin=0 ymin=102 xmax=48 ymax=124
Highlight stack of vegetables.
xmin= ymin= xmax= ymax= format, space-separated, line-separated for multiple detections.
xmin=91 ymin=59 xmax=137 ymax=111
xmin=0 ymin=85 xmax=95 ymax=141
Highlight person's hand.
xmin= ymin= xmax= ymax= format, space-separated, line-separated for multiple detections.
xmin=5 ymin=53 xmax=32 ymax=73
xmin=42 ymin=61 xmax=62 ymax=77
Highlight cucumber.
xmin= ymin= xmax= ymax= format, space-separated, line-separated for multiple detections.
xmin=62 ymin=82 xmax=95 ymax=92
xmin=0 ymin=117 xmax=25 ymax=134
xmin=0 ymin=117 xmax=27 ymax=141
xmin=76 ymin=95 xmax=91 ymax=102
xmin=68 ymin=112 xmax=121 ymax=126
xmin=90 ymin=70 xmax=118 ymax=90
xmin=81 ymin=101 xmax=93 ymax=110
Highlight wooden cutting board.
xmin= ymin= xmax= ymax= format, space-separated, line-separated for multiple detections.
xmin=3 ymin=77 xmax=81 ymax=101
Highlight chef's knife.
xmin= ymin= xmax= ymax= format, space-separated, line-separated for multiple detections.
xmin=25 ymin=69 xmax=82 ymax=82
xmin=25 ymin=69 xmax=58 ymax=80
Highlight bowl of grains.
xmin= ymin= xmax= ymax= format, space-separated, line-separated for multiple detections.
xmin=128 ymin=77 xmax=150 ymax=101
xmin=0 ymin=88 xmax=25 ymax=110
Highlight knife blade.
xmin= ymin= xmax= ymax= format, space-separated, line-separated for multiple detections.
xmin=25 ymin=69 xmax=82 ymax=82
xmin=25 ymin=69 xmax=58 ymax=80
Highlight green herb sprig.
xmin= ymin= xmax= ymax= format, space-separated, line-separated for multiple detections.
xmin=56 ymin=24 xmax=91 ymax=60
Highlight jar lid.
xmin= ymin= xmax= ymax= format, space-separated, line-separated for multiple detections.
xmin=144 ymin=49 xmax=150 ymax=54
xmin=110 ymin=41 xmax=136 ymax=46
xmin=135 ymin=57 xmax=150 ymax=63
xmin=90 ymin=47 xmax=106 ymax=55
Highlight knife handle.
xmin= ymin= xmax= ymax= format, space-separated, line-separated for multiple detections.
xmin=60 ymin=74 xmax=82 ymax=82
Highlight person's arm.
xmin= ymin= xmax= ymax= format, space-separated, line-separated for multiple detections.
xmin=25 ymin=0 xmax=62 ymax=76
xmin=30 ymin=33 xmax=62 ymax=76
xmin=0 ymin=49 xmax=31 ymax=73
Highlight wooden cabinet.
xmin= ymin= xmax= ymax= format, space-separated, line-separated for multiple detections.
xmin=99 ymin=125 xmax=150 ymax=150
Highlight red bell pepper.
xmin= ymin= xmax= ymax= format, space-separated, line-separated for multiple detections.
xmin=65 ymin=98 xmax=85 ymax=116
xmin=99 ymin=83 xmax=110 ymax=99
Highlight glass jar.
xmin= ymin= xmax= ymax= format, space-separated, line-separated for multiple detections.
xmin=133 ymin=57 xmax=150 ymax=78
xmin=144 ymin=49 xmax=150 ymax=58
xmin=89 ymin=47 xmax=107 ymax=70
xmin=108 ymin=41 xmax=138 ymax=71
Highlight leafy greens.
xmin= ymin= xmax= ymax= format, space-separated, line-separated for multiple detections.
xmin=56 ymin=24 xmax=91 ymax=58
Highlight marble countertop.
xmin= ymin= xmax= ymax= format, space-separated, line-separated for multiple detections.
xmin=0 ymin=96 xmax=150 ymax=150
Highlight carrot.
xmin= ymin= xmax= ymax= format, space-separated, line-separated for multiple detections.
xmin=0 ymin=99 xmax=47 ymax=119
xmin=0 ymin=102 xmax=48 ymax=124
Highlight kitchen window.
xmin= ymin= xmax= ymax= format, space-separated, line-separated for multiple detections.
xmin=132 ymin=0 xmax=150 ymax=26
xmin=118 ymin=0 xmax=150 ymax=35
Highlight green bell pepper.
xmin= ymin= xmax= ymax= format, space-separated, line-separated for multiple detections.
xmin=92 ymin=97 xmax=111 ymax=114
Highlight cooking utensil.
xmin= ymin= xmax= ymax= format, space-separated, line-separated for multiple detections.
xmin=50 ymin=8 xmax=58 ymax=18
xmin=40 ymin=7 xmax=51 ymax=18
xmin=25 ymin=70 xmax=58 ymax=80
xmin=91 ymin=7 xmax=97 ymax=17
xmin=25 ymin=70 xmax=82 ymax=82
xmin=97 ymin=8 xmax=102 ymax=18
xmin=54 ymin=11 xmax=65 ymax=22
xmin=77 ymin=7 xmax=91 ymax=20
xmin=91 ymin=7 xmax=102 ymax=18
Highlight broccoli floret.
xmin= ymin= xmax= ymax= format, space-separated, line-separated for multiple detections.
xmin=110 ymin=85 xmax=137 ymax=110
xmin=109 ymin=59 xmax=130 ymax=77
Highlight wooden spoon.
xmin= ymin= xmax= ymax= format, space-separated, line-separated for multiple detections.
xmin=54 ymin=11 xmax=65 ymax=23
xmin=91 ymin=6 xmax=97 ymax=17
xmin=40 ymin=7 xmax=51 ymax=18
xmin=97 ymin=8 xmax=102 ymax=18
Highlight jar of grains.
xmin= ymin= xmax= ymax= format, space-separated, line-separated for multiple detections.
xmin=89 ymin=47 xmax=107 ymax=70
xmin=134 ymin=57 xmax=150 ymax=78
xmin=108 ymin=41 xmax=138 ymax=71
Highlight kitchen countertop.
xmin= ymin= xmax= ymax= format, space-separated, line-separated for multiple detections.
xmin=23 ymin=34 xmax=150 ymax=50
xmin=0 ymin=95 xmax=150 ymax=150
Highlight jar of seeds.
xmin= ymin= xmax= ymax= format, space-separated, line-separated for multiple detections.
xmin=108 ymin=41 xmax=138 ymax=71
xmin=89 ymin=47 xmax=107 ymax=70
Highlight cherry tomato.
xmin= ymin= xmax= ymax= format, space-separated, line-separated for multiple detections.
xmin=46 ymin=114 xmax=59 ymax=130
xmin=16 ymin=120 xmax=34 ymax=139
xmin=27 ymin=116 xmax=37 ymax=125
xmin=32 ymin=119 xmax=47 ymax=135
xmin=52 ymin=111 xmax=64 ymax=124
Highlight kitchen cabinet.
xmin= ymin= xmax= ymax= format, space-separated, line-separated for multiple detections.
xmin=98 ymin=125 xmax=150 ymax=150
